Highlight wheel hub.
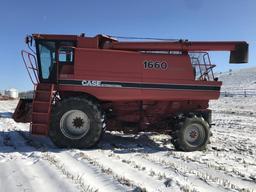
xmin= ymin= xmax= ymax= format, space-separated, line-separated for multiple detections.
xmin=184 ymin=123 xmax=205 ymax=146
xmin=189 ymin=130 xmax=198 ymax=139
xmin=60 ymin=110 xmax=90 ymax=140
xmin=72 ymin=117 xmax=84 ymax=128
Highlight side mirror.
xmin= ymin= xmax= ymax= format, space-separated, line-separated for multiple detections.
xmin=25 ymin=35 xmax=33 ymax=46
xmin=25 ymin=36 xmax=30 ymax=44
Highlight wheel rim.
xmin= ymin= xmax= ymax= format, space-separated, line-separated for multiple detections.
xmin=60 ymin=110 xmax=90 ymax=140
xmin=184 ymin=123 xmax=205 ymax=147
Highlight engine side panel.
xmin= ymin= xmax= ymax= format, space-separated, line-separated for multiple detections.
xmin=58 ymin=48 xmax=221 ymax=101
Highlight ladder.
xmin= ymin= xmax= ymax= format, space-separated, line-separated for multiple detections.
xmin=31 ymin=83 xmax=54 ymax=135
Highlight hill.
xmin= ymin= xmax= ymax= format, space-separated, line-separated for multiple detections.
xmin=217 ymin=67 xmax=256 ymax=91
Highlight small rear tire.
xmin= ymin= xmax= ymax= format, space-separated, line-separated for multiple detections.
xmin=49 ymin=97 xmax=103 ymax=148
xmin=171 ymin=115 xmax=210 ymax=152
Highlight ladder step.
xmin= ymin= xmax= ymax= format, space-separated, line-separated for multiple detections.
xmin=31 ymin=123 xmax=48 ymax=135
xmin=33 ymin=101 xmax=49 ymax=104
xmin=37 ymin=83 xmax=53 ymax=91
xmin=35 ymin=91 xmax=51 ymax=102
xmin=32 ymin=112 xmax=49 ymax=115
xmin=33 ymin=101 xmax=50 ymax=113
xmin=32 ymin=112 xmax=49 ymax=124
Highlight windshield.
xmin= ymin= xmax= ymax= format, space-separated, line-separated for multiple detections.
xmin=37 ymin=41 xmax=56 ymax=81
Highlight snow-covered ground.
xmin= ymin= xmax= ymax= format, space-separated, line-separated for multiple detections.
xmin=217 ymin=67 xmax=256 ymax=91
xmin=0 ymin=68 xmax=256 ymax=192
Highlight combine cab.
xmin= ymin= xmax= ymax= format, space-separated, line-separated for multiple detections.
xmin=13 ymin=34 xmax=248 ymax=151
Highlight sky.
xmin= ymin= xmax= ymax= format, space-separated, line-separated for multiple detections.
xmin=0 ymin=0 xmax=255 ymax=91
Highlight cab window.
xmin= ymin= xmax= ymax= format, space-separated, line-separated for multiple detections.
xmin=58 ymin=41 xmax=75 ymax=75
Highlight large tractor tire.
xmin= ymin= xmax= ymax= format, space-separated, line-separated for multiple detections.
xmin=49 ymin=97 xmax=103 ymax=148
xmin=171 ymin=115 xmax=210 ymax=152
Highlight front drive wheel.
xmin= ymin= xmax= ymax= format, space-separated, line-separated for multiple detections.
xmin=49 ymin=97 xmax=103 ymax=148
xmin=171 ymin=116 xmax=210 ymax=152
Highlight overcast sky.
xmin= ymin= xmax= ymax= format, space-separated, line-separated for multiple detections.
xmin=0 ymin=0 xmax=255 ymax=91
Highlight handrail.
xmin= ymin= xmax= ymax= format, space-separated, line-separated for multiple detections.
xmin=190 ymin=52 xmax=216 ymax=81
xmin=191 ymin=57 xmax=203 ymax=78
xmin=203 ymin=53 xmax=215 ymax=79
xmin=21 ymin=50 xmax=39 ymax=86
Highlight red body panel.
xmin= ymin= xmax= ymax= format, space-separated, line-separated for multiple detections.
xmin=75 ymin=49 xmax=142 ymax=82
xmin=58 ymin=47 xmax=221 ymax=101
xmin=58 ymin=85 xmax=221 ymax=101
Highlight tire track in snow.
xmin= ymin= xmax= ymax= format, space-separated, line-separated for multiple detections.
xmin=210 ymin=112 xmax=256 ymax=167
xmin=97 ymin=133 xmax=256 ymax=192
xmin=90 ymin=147 xmax=256 ymax=192
xmin=0 ymin=105 xmax=133 ymax=192
xmin=0 ymin=118 xmax=98 ymax=192
xmin=75 ymin=149 xmax=224 ymax=192
xmin=43 ymin=151 xmax=134 ymax=192
xmin=2 ymin=117 xmax=176 ymax=191
xmin=15 ymin=126 xmax=134 ymax=192
xmin=145 ymin=152 xmax=256 ymax=191
xmin=0 ymin=158 xmax=82 ymax=192
xmin=0 ymin=124 xmax=83 ymax=192
xmin=0 ymin=161 xmax=34 ymax=192
xmin=70 ymin=149 xmax=178 ymax=192
xmin=167 ymin=149 xmax=256 ymax=184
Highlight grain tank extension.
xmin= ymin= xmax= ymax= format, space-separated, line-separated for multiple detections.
xmin=13 ymin=34 xmax=248 ymax=151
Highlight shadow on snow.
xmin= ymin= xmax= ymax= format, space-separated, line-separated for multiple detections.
xmin=0 ymin=111 xmax=174 ymax=154
xmin=0 ymin=130 xmax=174 ymax=154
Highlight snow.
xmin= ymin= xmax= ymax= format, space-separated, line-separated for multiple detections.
xmin=0 ymin=67 xmax=256 ymax=192
xmin=216 ymin=67 xmax=256 ymax=91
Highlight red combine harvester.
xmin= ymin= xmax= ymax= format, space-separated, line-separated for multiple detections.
xmin=13 ymin=34 xmax=248 ymax=151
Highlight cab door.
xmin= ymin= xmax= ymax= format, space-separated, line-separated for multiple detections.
xmin=36 ymin=40 xmax=76 ymax=84
xmin=36 ymin=40 xmax=57 ymax=83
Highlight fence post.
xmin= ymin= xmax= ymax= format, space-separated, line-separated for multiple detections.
xmin=244 ymin=90 xmax=247 ymax=97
